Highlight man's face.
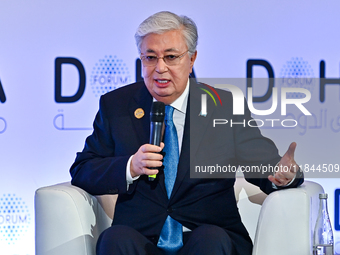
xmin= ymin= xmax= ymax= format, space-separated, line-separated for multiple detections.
xmin=140 ymin=29 xmax=197 ymax=105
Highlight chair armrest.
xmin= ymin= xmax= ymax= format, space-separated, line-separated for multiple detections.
xmin=35 ymin=182 xmax=115 ymax=255
xmin=252 ymin=181 xmax=323 ymax=255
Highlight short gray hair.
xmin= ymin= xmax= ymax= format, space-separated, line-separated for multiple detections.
xmin=135 ymin=11 xmax=198 ymax=56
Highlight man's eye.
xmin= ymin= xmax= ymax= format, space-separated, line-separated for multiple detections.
xmin=145 ymin=56 xmax=157 ymax=61
xmin=165 ymin=55 xmax=177 ymax=60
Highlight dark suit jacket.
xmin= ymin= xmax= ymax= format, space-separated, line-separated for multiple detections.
xmin=70 ymin=80 xmax=303 ymax=255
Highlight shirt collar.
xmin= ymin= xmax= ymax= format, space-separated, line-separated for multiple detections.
xmin=169 ymin=79 xmax=189 ymax=114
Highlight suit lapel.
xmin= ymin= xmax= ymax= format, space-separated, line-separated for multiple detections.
xmin=129 ymin=83 xmax=168 ymax=197
xmin=129 ymin=83 xmax=152 ymax=146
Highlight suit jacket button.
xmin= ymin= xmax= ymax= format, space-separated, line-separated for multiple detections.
xmin=167 ymin=207 xmax=173 ymax=213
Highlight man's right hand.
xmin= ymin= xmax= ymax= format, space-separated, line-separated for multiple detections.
xmin=130 ymin=143 xmax=164 ymax=178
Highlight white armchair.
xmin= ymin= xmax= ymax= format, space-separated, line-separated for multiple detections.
xmin=35 ymin=179 xmax=323 ymax=255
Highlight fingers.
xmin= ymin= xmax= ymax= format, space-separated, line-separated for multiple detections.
xmin=268 ymin=162 xmax=298 ymax=187
xmin=268 ymin=174 xmax=281 ymax=186
xmin=279 ymin=142 xmax=298 ymax=175
xmin=268 ymin=170 xmax=294 ymax=186
xmin=130 ymin=144 xmax=164 ymax=178
xmin=160 ymin=142 xmax=165 ymax=150
xmin=285 ymin=142 xmax=297 ymax=159
xmin=268 ymin=174 xmax=288 ymax=186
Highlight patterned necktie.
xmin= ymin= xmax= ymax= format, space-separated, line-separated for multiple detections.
xmin=157 ymin=105 xmax=183 ymax=254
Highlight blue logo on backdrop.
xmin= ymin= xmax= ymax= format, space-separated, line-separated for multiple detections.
xmin=0 ymin=194 xmax=31 ymax=245
xmin=278 ymin=57 xmax=316 ymax=98
xmin=90 ymin=55 xmax=131 ymax=97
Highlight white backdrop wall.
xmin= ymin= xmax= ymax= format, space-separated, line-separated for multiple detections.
xmin=0 ymin=1 xmax=339 ymax=254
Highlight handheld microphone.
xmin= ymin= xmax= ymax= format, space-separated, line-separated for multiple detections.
xmin=148 ymin=101 xmax=165 ymax=181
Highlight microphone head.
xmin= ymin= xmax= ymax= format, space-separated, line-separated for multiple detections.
xmin=150 ymin=101 xmax=165 ymax=122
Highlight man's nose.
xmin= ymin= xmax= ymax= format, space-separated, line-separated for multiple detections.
xmin=155 ymin=58 xmax=168 ymax=73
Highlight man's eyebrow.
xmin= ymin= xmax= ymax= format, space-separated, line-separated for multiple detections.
xmin=146 ymin=49 xmax=156 ymax=53
xmin=145 ymin=48 xmax=180 ymax=54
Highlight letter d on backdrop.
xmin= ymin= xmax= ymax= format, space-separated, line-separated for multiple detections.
xmin=55 ymin=57 xmax=86 ymax=103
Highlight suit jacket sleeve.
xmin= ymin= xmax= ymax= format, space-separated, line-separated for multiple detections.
xmin=232 ymin=98 xmax=304 ymax=193
xmin=69 ymin=94 xmax=133 ymax=195
xmin=191 ymin=84 xmax=303 ymax=195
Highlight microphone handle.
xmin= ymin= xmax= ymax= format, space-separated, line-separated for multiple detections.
xmin=148 ymin=121 xmax=163 ymax=181
xmin=150 ymin=122 xmax=163 ymax=145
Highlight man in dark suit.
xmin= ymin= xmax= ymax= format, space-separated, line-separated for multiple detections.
xmin=70 ymin=11 xmax=303 ymax=255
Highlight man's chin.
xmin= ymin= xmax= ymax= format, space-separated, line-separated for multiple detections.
xmin=152 ymin=93 xmax=175 ymax=105
xmin=145 ymin=85 xmax=177 ymax=104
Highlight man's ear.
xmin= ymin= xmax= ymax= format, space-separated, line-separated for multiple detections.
xmin=189 ymin=51 xmax=197 ymax=73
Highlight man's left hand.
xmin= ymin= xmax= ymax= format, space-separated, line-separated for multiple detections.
xmin=268 ymin=142 xmax=299 ymax=187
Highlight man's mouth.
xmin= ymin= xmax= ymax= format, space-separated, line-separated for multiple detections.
xmin=155 ymin=79 xmax=171 ymax=86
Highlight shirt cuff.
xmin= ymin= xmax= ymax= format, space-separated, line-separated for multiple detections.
xmin=126 ymin=155 xmax=140 ymax=189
